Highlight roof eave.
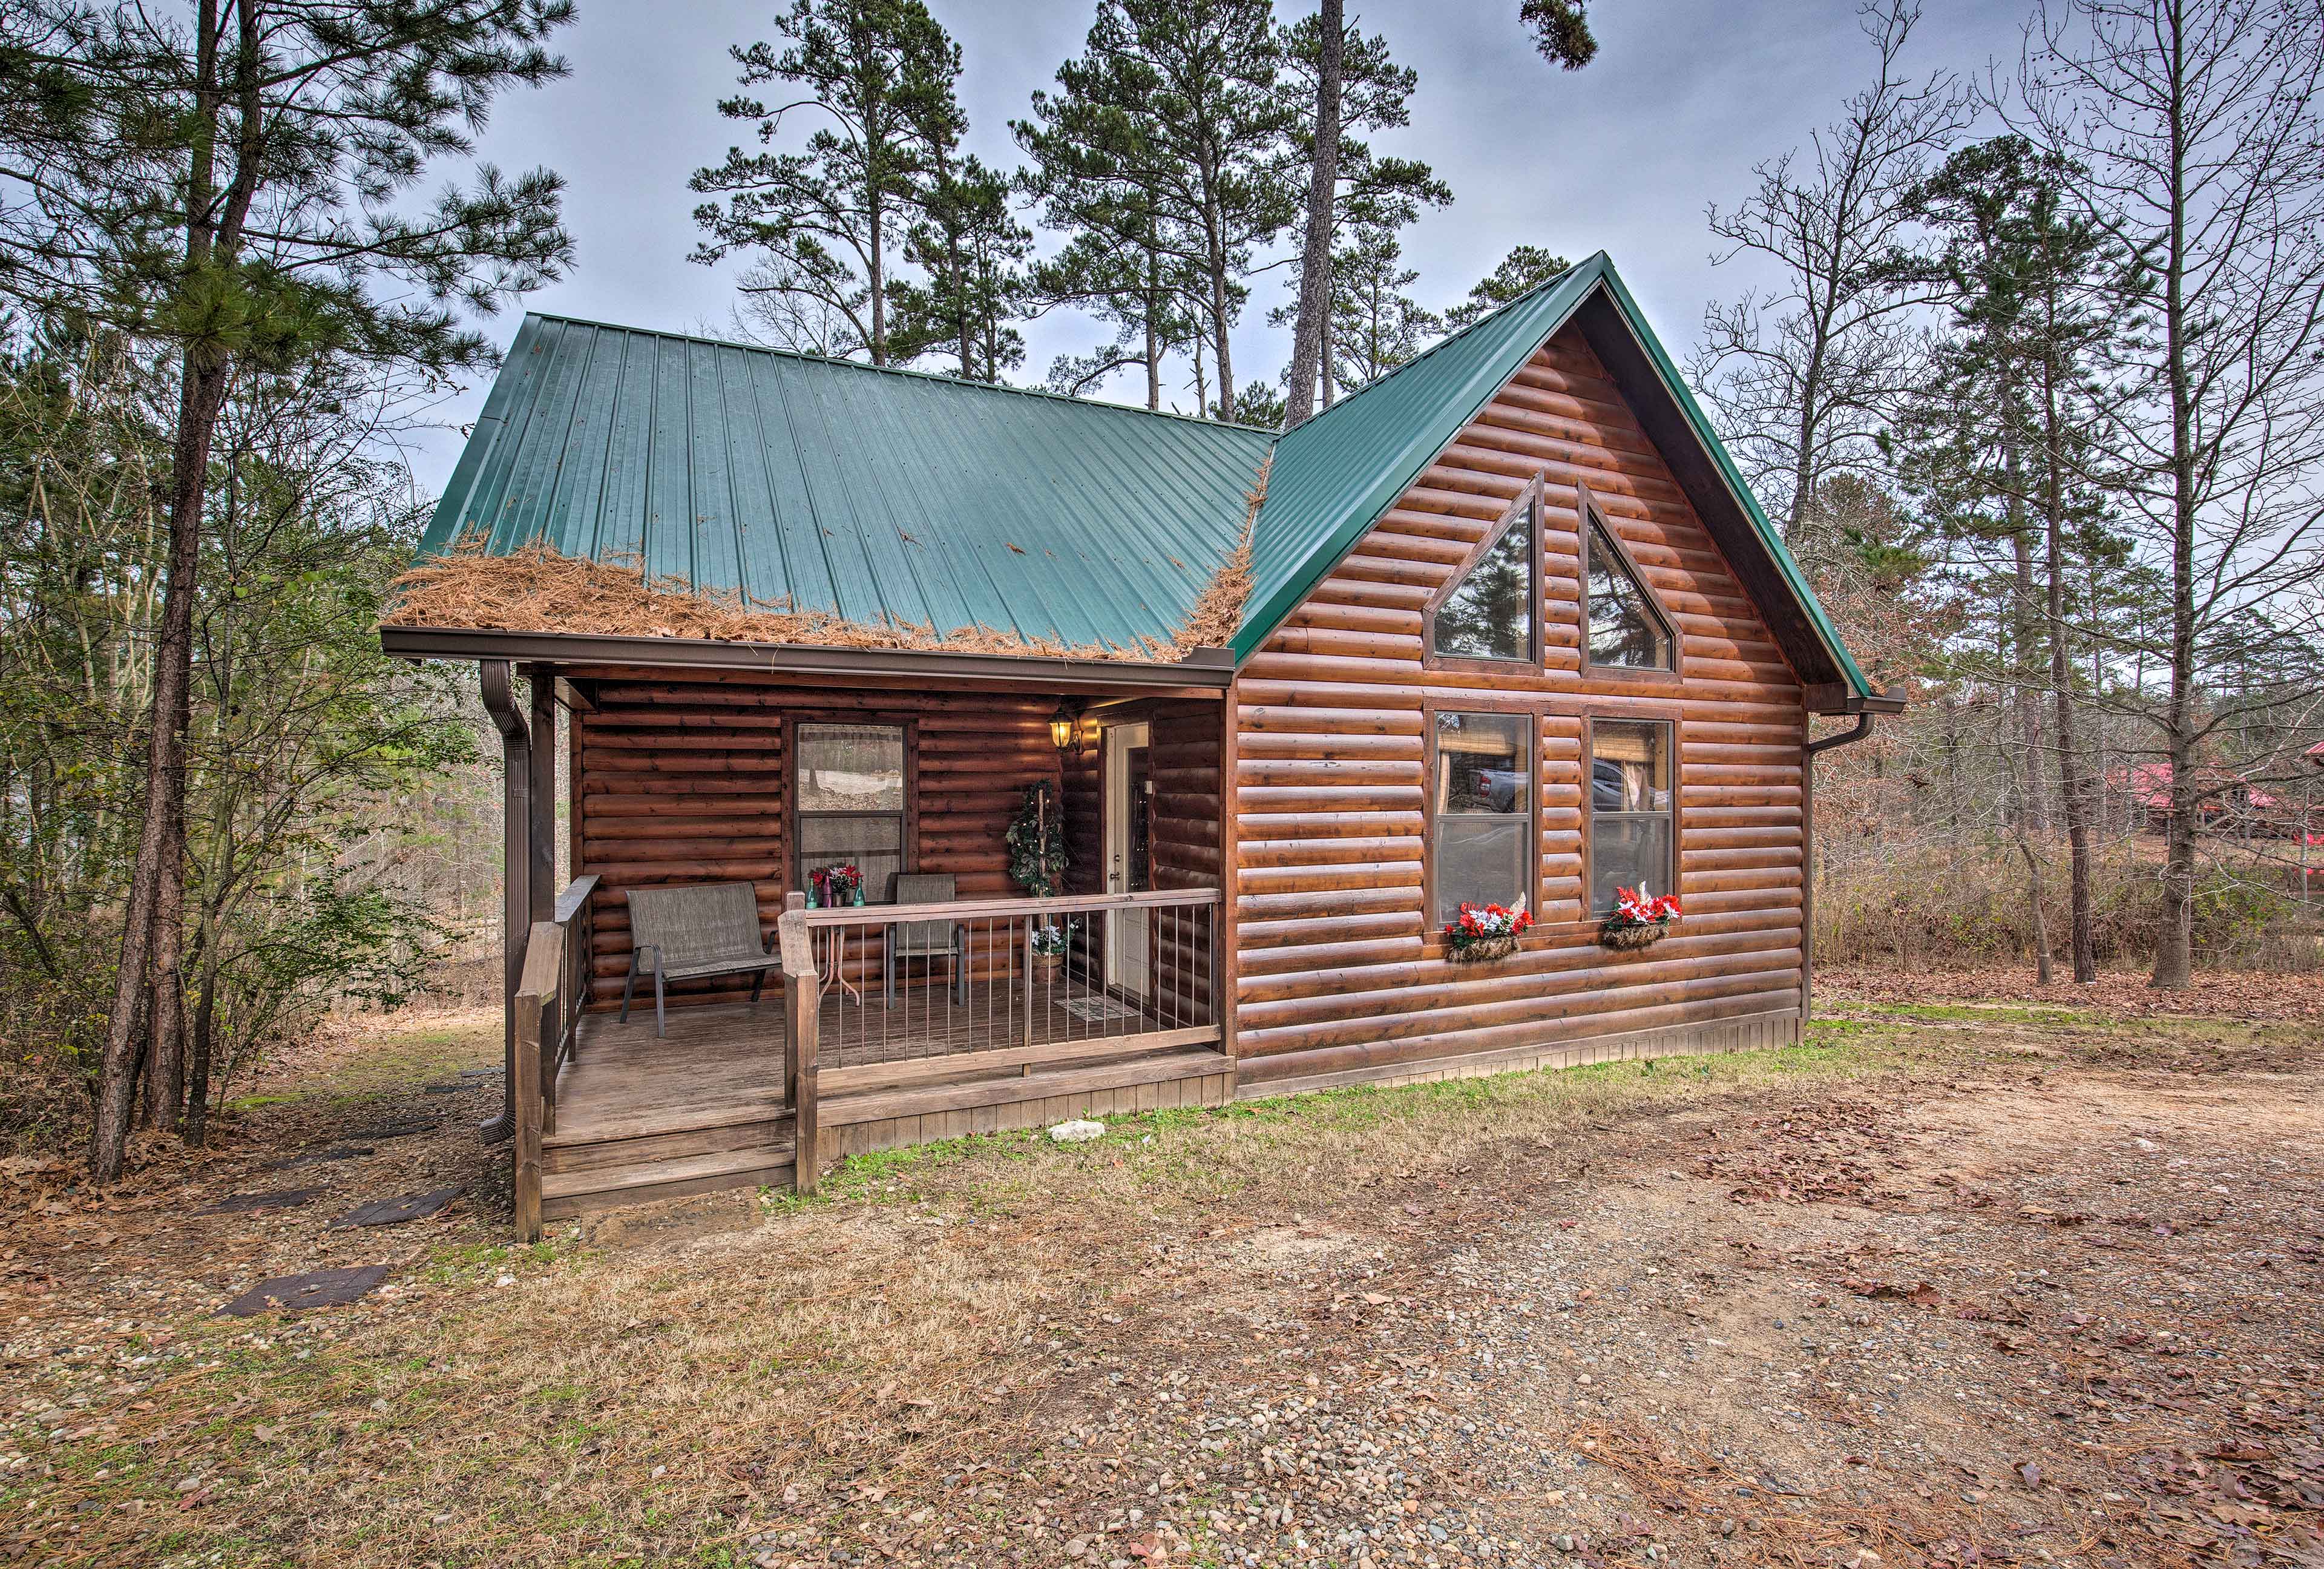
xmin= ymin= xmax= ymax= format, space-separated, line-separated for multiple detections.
xmin=379 ymin=623 xmax=1236 ymax=693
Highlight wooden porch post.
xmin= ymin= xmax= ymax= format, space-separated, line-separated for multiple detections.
xmin=527 ymin=668 xmax=559 ymax=1076
xmin=481 ymin=660 xmax=531 ymax=1143
xmin=780 ymin=893 xmax=820 ymax=1196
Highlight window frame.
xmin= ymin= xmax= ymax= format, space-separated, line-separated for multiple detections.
xmin=1422 ymin=479 xmax=1544 ymax=674
xmin=1422 ymin=697 xmax=1541 ymax=937
xmin=787 ymin=715 xmax=918 ymax=903
xmin=1574 ymin=480 xmax=1682 ymax=682
xmin=1579 ymin=710 xmax=1681 ymax=919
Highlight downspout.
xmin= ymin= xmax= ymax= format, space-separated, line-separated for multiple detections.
xmin=481 ymin=660 xmax=530 ymax=1142
xmin=1800 ymin=709 xmax=1880 ymax=1025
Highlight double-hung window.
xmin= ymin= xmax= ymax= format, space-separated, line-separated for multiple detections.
xmin=1429 ymin=709 xmax=1533 ymax=927
xmin=794 ymin=722 xmax=908 ymax=903
xmin=1585 ymin=717 xmax=1675 ymax=915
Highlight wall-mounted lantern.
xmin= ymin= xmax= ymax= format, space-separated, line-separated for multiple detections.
xmin=1049 ymin=697 xmax=1086 ymax=758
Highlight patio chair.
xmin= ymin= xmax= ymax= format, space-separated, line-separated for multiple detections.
xmin=619 ymin=881 xmax=775 ymax=1038
xmin=882 ymin=872 xmax=969 ymax=1008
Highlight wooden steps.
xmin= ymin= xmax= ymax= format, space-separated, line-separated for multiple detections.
xmin=540 ymin=1139 xmax=796 ymax=1220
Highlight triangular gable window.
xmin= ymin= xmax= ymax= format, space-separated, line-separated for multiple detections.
xmin=1426 ymin=484 xmax=1540 ymax=667
xmin=1579 ymin=487 xmax=1675 ymax=672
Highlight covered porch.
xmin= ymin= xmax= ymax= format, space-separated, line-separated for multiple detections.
xmin=403 ymin=628 xmax=1239 ymax=1234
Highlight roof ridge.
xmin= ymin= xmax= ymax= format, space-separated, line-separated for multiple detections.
xmin=525 ymin=311 xmax=1281 ymax=439
xmin=1279 ymin=252 xmax=1592 ymax=440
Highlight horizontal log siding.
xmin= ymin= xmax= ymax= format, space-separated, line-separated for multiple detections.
xmin=573 ymin=674 xmax=1063 ymax=1011
xmin=1233 ymin=329 xmax=1808 ymax=1085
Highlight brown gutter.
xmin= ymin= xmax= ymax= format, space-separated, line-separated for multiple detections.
xmin=381 ymin=624 xmax=1235 ymax=692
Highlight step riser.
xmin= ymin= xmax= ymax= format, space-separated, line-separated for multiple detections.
xmin=543 ymin=1116 xmax=793 ymax=1176
xmin=542 ymin=1162 xmax=795 ymax=1220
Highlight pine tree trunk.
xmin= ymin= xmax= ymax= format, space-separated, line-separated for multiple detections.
xmin=143 ymin=776 xmax=189 ymax=1131
xmin=2041 ymin=352 xmax=2096 ymax=983
xmin=185 ymin=949 xmax=221 ymax=1148
xmin=1284 ymin=0 xmax=1344 ymax=427
xmin=90 ymin=354 xmax=227 ymax=1182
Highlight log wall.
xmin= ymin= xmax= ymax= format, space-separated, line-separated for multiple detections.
xmin=1231 ymin=327 xmax=1809 ymax=1087
xmin=570 ymin=674 xmax=1066 ymax=1010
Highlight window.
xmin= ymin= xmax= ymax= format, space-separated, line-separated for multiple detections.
xmin=1426 ymin=485 xmax=1540 ymax=666
xmin=795 ymin=722 xmax=907 ymax=903
xmin=1430 ymin=709 xmax=1532 ymax=926
xmin=1578 ymin=491 xmax=1675 ymax=672
xmin=1586 ymin=718 xmax=1674 ymax=915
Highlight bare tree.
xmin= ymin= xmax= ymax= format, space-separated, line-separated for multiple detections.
xmin=2014 ymin=0 xmax=2324 ymax=987
xmin=1691 ymin=0 xmax=1974 ymax=539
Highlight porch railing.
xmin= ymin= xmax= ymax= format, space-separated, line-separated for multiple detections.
xmin=511 ymin=873 xmax=598 ymax=1242
xmin=796 ymin=887 xmax=1224 ymax=1094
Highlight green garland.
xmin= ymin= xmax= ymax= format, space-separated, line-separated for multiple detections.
xmin=1005 ymin=780 xmax=1069 ymax=898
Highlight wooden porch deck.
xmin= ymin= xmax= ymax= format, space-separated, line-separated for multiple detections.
xmin=540 ymin=972 xmax=1231 ymax=1219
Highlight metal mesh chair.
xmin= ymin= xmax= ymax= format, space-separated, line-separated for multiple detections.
xmin=883 ymin=872 xmax=968 ymax=1008
xmin=620 ymin=882 xmax=775 ymax=1038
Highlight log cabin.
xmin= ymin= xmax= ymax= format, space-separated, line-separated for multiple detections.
xmin=382 ymin=252 xmax=1900 ymax=1237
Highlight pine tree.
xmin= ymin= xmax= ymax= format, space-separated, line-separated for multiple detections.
xmin=1327 ymin=223 xmax=1442 ymax=390
xmin=1015 ymin=0 xmax=1298 ymax=424
xmin=690 ymin=0 xmax=963 ymax=366
xmin=0 ymin=0 xmax=574 ymax=1180
xmin=1888 ymin=136 xmax=2123 ymax=984
xmin=1278 ymin=7 xmax=1450 ymax=414
xmin=1445 ymin=246 xmax=1573 ymax=329
xmin=890 ymin=151 xmax=1031 ymax=381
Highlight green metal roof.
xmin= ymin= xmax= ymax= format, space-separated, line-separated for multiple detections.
xmin=421 ymin=314 xmax=1275 ymax=654
xmin=421 ymin=263 xmax=1875 ymax=699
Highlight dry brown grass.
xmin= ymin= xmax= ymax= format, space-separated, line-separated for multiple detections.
xmin=8 ymin=1027 xmax=1902 ymax=1568
xmin=386 ymin=504 xmax=1265 ymax=665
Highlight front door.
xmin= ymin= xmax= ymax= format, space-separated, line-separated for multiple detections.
xmin=1104 ymin=722 xmax=1153 ymax=1001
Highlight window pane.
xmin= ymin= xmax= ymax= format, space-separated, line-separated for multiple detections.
xmin=798 ymin=723 xmax=904 ymax=811
xmin=1433 ymin=710 xmax=1531 ymax=924
xmin=1586 ymin=520 xmax=1673 ymax=669
xmin=1434 ymin=818 xmax=1526 ymax=926
xmin=1589 ymin=816 xmax=1672 ymax=915
xmin=1588 ymin=718 xmax=1673 ymax=914
xmin=1588 ymin=719 xmax=1670 ymax=811
xmin=1434 ymin=517 xmax=1534 ymax=660
xmin=1433 ymin=711 xmax=1529 ymax=815
xmin=798 ymin=812 xmax=904 ymax=903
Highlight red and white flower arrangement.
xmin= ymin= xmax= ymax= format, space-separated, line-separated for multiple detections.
xmin=1443 ymin=900 xmax=1533 ymax=961
xmin=1600 ymin=883 xmax=1681 ymax=949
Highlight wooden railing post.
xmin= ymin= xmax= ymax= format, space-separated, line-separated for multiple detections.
xmin=512 ymin=918 xmax=564 ymax=1243
xmin=780 ymin=894 xmax=819 ymax=1196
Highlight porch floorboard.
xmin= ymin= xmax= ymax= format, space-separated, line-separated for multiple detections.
xmin=556 ymin=972 xmax=1212 ymax=1148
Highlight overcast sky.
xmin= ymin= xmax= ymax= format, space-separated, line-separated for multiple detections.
xmin=403 ymin=0 xmax=2033 ymax=495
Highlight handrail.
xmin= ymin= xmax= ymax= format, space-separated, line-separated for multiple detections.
xmin=511 ymin=874 xmax=599 ymax=1242
xmin=798 ymin=886 xmax=1221 ymax=926
xmin=511 ymin=918 xmax=565 ymax=1242
xmin=553 ymin=872 xmax=600 ymax=924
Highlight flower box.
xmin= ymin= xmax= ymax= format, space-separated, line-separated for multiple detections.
xmin=1599 ymin=884 xmax=1681 ymax=951
xmin=1442 ymin=901 xmax=1531 ymax=962
xmin=1598 ymin=921 xmax=1669 ymax=951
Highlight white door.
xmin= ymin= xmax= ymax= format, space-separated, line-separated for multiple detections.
xmin=1104 ymin=722 xmax=1152 ymax=1001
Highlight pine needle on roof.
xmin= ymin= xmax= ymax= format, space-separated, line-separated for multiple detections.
xmin=384 ymin=531 xmax=1252 ymax=664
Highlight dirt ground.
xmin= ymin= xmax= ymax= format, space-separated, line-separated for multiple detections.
xmin=2 ymin=976 xmax=2319 ymax=1568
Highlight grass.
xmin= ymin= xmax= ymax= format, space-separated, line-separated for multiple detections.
xmin=6 ymin=1015 xmax=2018 ymax=1569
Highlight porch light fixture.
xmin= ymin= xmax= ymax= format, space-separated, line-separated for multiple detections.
xmin=1049 ymin=697 xmax=1085 ymax=758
